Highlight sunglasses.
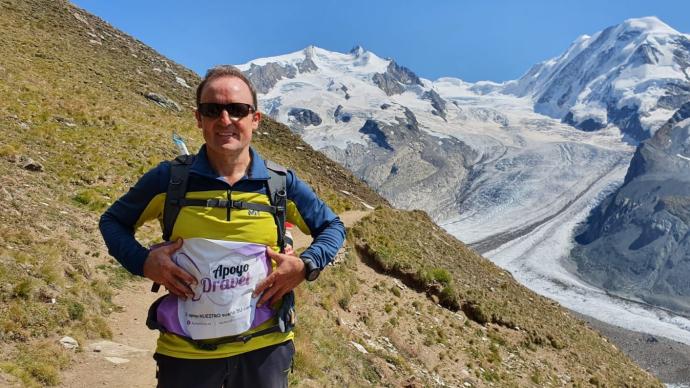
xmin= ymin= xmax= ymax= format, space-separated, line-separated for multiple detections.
xmin=197 ymin=103 xmax=255 ymax=119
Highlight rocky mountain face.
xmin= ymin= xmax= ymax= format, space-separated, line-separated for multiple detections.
xmin=572 ymin=102 xmax=690 ymax=315
xmin=322 ymin=108 xmax=476 ymax=212
xmin=499 ymin=17 xmax=690 ymax=142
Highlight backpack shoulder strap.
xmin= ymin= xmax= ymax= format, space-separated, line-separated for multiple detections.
xmin=264 ymin=160 xmax=287 ymax=252
xmin=162 ymin=154 xmax=195 ymax=241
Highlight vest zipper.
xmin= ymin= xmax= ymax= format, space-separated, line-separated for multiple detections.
xmin=226 ymin=189 xmax=232 ymax=221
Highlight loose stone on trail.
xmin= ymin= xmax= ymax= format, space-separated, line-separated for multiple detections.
xmin=59 ymin=336 xmax=79 ymax=350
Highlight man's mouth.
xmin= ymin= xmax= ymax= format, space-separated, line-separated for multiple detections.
xmin=217 ymin=131 xmax=239 ymax=139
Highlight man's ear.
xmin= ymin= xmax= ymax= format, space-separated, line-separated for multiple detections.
xmin=252 ymin=111 xmax=261 ymax=130
xmin=195 ymin=109 xmax=202 ymax=128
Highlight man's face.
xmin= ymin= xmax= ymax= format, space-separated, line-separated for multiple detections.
xmin=195 ymin=76 xmax=260 ymax=159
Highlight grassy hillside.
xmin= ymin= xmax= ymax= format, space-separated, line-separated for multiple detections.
xmin=0 ymin=0 xmax=660 ymax=386
xmin=0 ymin=0 xmax=382 ymax=385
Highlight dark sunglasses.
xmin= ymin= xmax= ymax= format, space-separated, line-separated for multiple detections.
xmin=197 ymin=103 xmax=255 ymax=119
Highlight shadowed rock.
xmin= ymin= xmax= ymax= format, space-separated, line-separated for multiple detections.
xmin=422 ymin=89 xmax=447 ymax=119
xmin=244 ymin=62 xmax=297 ymax=94
xmin=288 ymin=108 xmax=321 ymax=126
xmin=144 ymin=92 xmax=180 ymax=111
xmin=372 ymin=61 xmax=422 ymax=96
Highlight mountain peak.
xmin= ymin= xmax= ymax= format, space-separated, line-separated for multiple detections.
xmin=506 ymin=15 xmax=689 ymax=141
xmin=620 ymin=16 xmax=679 ymax=36
xmin=349 ymin=45 xmax=366 ymax=56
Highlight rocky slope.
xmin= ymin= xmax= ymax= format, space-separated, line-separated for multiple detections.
xmin=572 ymin=102 xmax=690 ymax=315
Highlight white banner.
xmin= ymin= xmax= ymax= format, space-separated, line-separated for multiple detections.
xmin=169 ymin=238 xmax=272 ymax=340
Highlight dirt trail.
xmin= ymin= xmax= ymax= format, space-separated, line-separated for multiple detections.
xmin=60 ymin=210 xmax=371 ymax=387
xmin=59 ymin=281 xmax=159 ymax=388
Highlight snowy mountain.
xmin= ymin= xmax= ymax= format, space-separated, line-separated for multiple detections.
xmin=238 ymin=45 xmax=479 ymax=216
xmin=236 ymin=17 xmax=690 ymax=344
xmin=498 ymin=17 xmax=690 ymax=141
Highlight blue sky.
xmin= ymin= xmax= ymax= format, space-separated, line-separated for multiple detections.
xmin=71 ymin=0 xmax=690 ymax=82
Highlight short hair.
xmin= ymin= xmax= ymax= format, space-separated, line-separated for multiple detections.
xmin=195 ymin=65 xmax=257 ymax=109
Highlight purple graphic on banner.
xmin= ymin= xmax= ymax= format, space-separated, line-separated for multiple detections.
xmin=157 ymin=295 xmax=190 ymax=337
xmin=251 ymin=304 xmax=275 ymax=329
xmin=234 ymin=244 xmax=267 ymax=257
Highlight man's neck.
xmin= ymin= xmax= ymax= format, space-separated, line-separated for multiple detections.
xmin=206 ymin=148 xmax=252 ymax=186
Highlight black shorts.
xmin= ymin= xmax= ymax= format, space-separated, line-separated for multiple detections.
xmin=154 ymin=341 xmax=294 ymax=388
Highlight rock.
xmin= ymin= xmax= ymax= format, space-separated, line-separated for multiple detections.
xmin=373 ymin=61 xmax=422 ymax=96
xmin=350 ymin=341 xmax=368 ymax=354
xmin=288 ymin=108 xmax=322 ymax=127
xmin=334 ymin=105 xmax=352 ymax=123
xmin=54 ymin=116 xmax=76 ymax=127
xmin=104 ymin=357 xmax=130 ymax=365
xmin=22 ymin=158 xmax=43 ymax=172
xmin=175 ymin=76 xmax=190 ymax=88
xmin=422 ymin=89 xmax=447 ymax=119
xmin=87 ymin=340 xmax=147 ymax=357
xmin=297 ymin=56 xmax=318 ymax=73
xmin=72 ymin=12 xmax=89 ymax=25
xmin=361 ymin=201 xmax=375 ymax=210
xmin=59 ymin=336 xmax=79 ymax=350
xmin=144 ymin=92 xmax=181 ymax=111
xmin=244 ymin=62 xmax=297 ymax=94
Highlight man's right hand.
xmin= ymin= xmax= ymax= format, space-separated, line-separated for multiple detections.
xmin=143 ymin=239 xmax=197 ymax=299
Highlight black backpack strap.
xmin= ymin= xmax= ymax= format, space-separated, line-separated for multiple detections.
xmin=264 ymin=160 xmax=296 ymax=334
xmin=265 ymin=160 xmax=287 ymax=253
xmin=162 ymin=154 xmax=195 ymax=242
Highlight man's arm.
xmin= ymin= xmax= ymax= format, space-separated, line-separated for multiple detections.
xmin=99 ymin=162 xmax=196 ymax=298
xmin=255 ymin=170 xmax=346 ymax=305
xmin=284 ymin=170 xmax=346 ymax=268
xmin=99 ymin=164 xmax=166 ymax=276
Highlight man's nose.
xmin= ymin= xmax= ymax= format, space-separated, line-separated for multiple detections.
xmin=219 ymin=109 xmax=239 ymax=125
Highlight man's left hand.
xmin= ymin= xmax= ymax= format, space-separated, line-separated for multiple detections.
xmin=253 ymin=247 xmax=305 ymax=306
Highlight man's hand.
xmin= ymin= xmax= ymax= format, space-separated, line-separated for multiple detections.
xmin=253 ymin=247 xmax=305 ymax=307
xmin=143 ymin=239 xmax=197 ymax=299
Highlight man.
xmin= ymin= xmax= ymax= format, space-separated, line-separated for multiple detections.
xmin=100 ymin=65 xmax=345 ymax=387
